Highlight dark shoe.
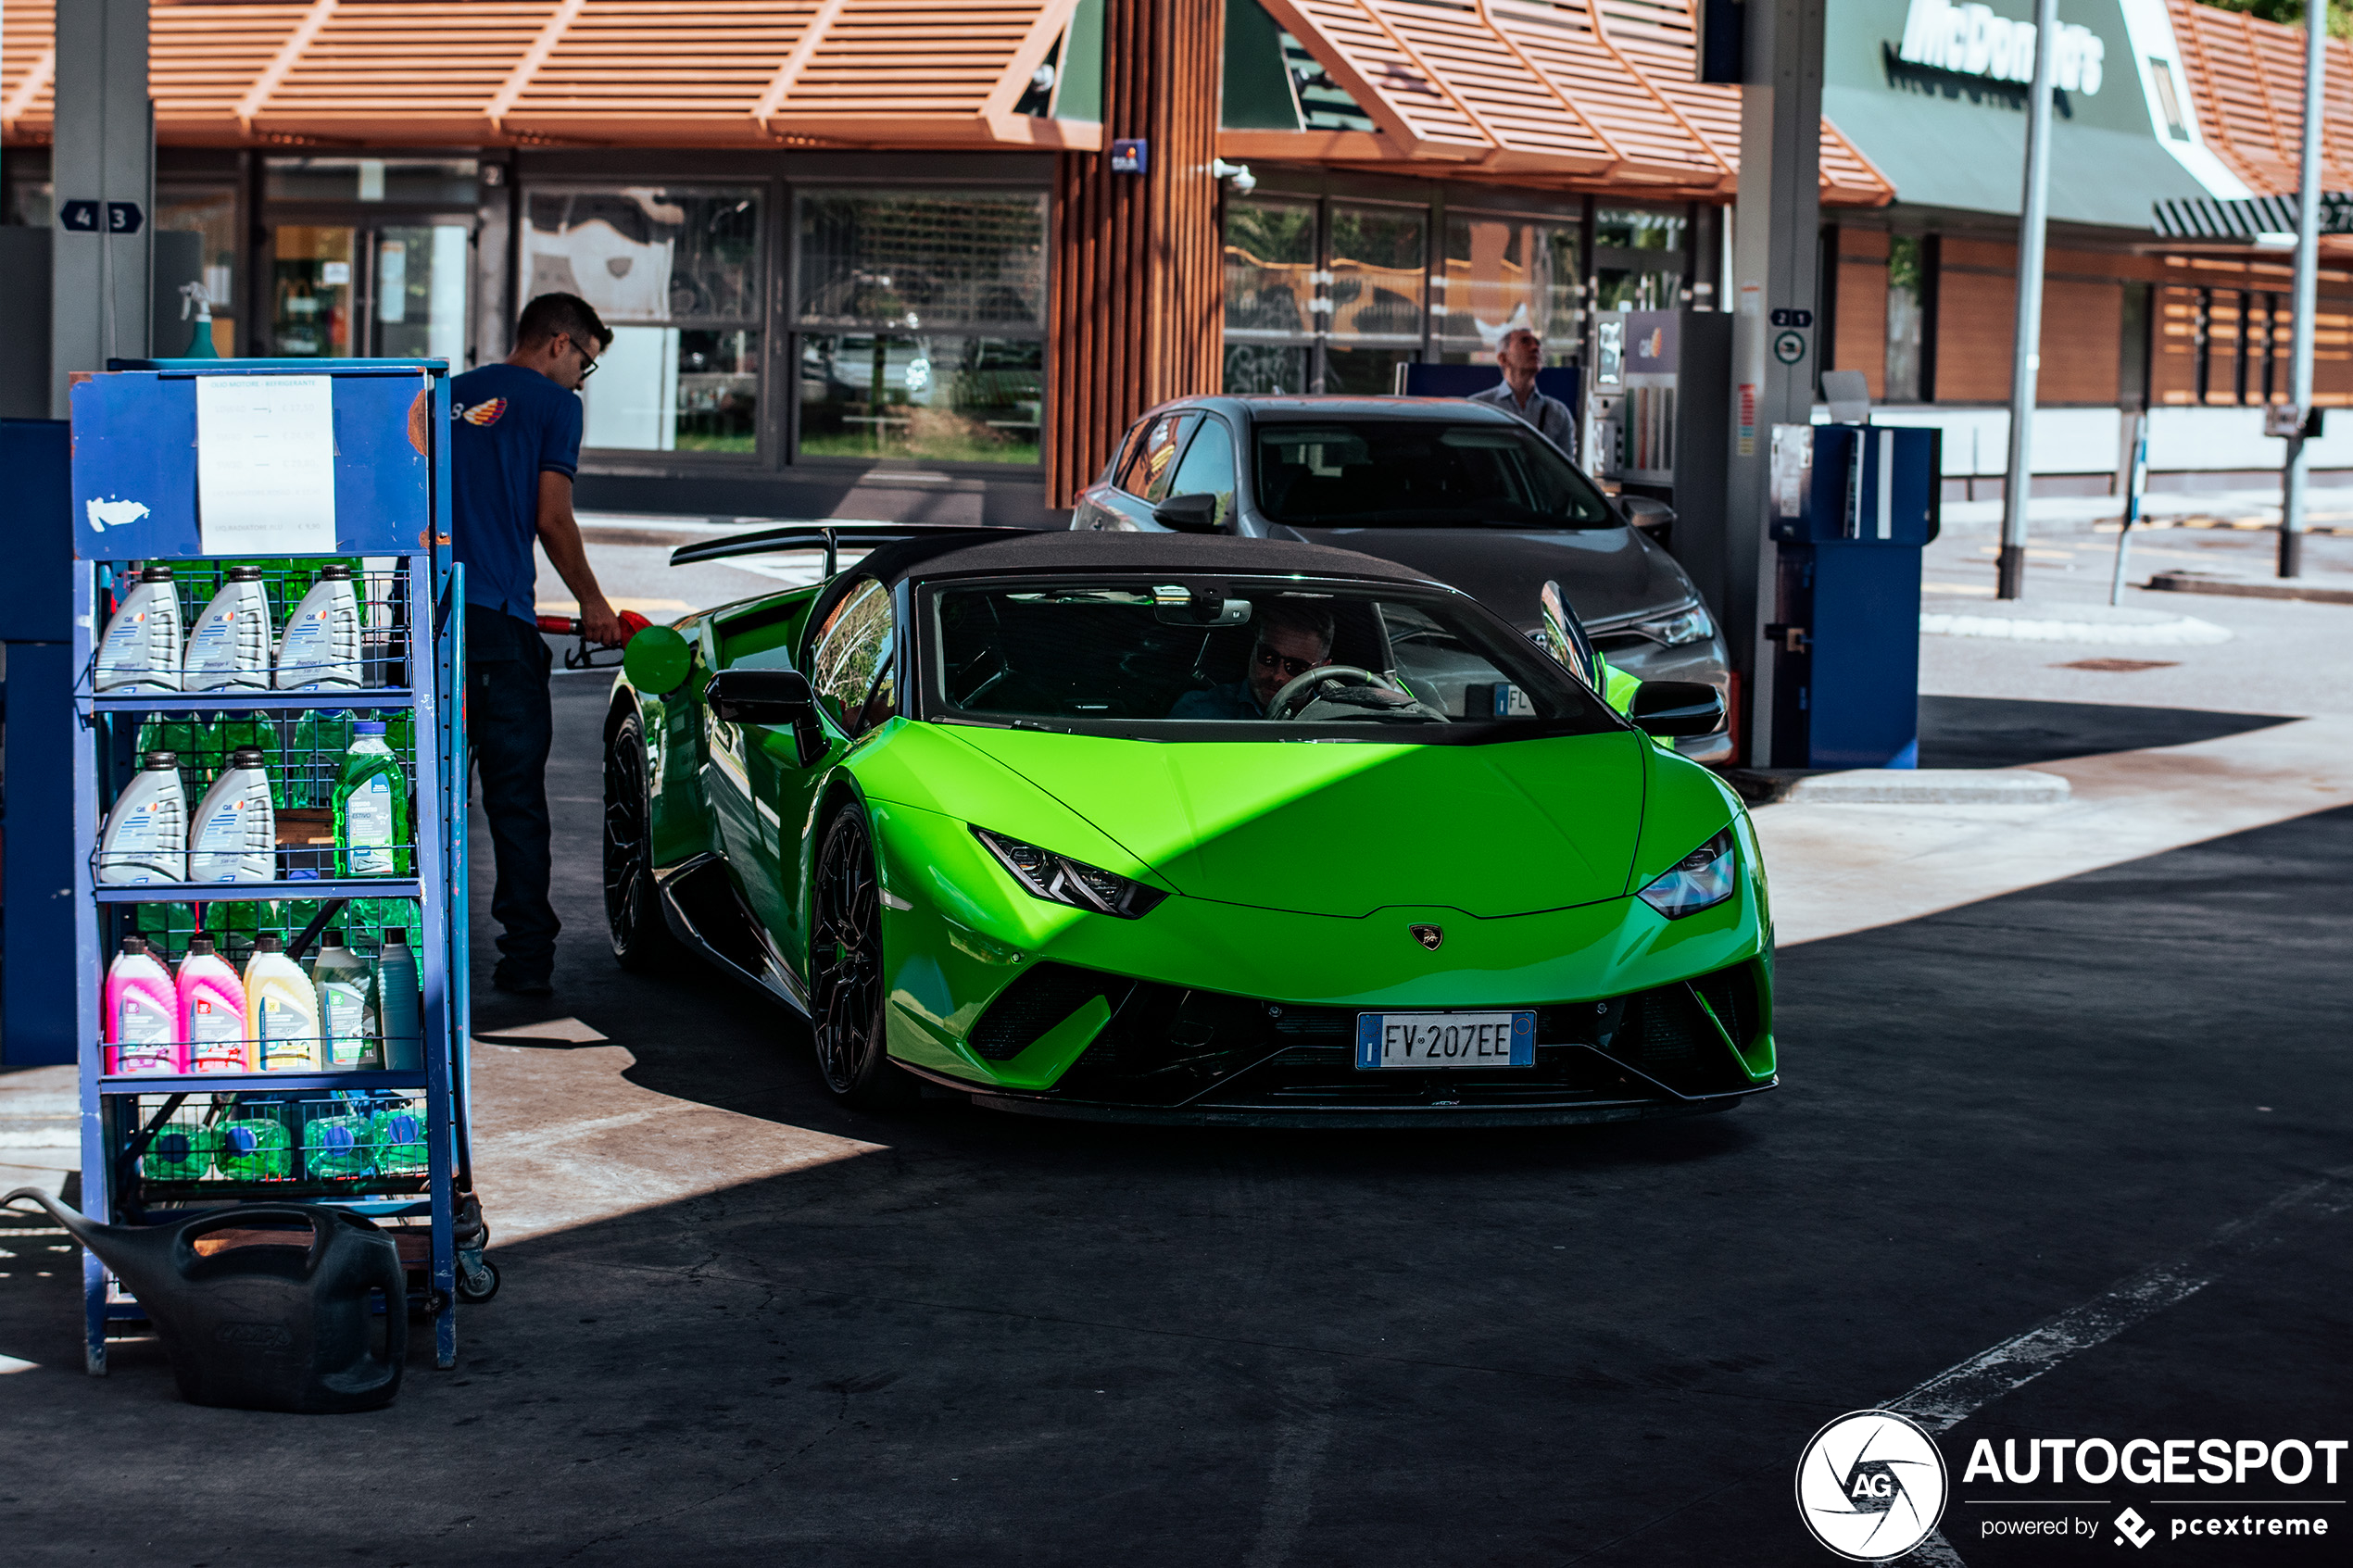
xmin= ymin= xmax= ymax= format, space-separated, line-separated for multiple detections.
xmin=491 ymin=963 xmax=553 ymax=997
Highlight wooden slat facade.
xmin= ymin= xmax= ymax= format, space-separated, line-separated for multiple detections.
xmin=1045 ymin=0 xmax=1225 ymax=508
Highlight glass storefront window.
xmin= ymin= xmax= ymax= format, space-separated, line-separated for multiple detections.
xmin=583 ymin=328 xmax=761 ymax=453
xmin=157 ymin=186 xmax=240 ymax=355
xmin=267 ymin=157 xmax=480 ymax=207
xmin=1595 ymin=207 xmax=1685 ymax=253
xmin=1327 ymin=204 xmax=1424 ymax=344
xmin=527 ymin=186 xmax=763 ymax=454
xmin=373 ymin=225 xmax=471 ymax=363
xmin=795 ymin=191 xmax=1047 ymax=331
xmin=273 ymin=226 xmax=359 ymax=358
xmin=1885 ymin=234 xmax=1926 ymax=403
xmin=793 ymin=191 xmax=1047 ymax=465
xmin=527 ymin=187 xmax=761 ymax=324
xmin=1224 ymin=197 xmax=1317 ymax=340
xmin=798 ymin=335 xmax=1041 ymax=465
xmin=1225 ymin=343 xmax=1312 ymax=395
xmin=1323 ymin=345 xmax=1415 ymax=395
xmin=1438 ymin=214 xmax=1579 ymax=364
xmin=1593 ymin=204 xmax=1685 ymax=315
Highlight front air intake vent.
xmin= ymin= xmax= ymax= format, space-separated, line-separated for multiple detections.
xmin=968 ymin=963 xmax=1127 ymax=1060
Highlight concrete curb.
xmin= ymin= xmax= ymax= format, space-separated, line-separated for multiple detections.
xmin=2145 ymin=570 xmax=2353 ymax=605
xmin=1733 ymin=768 xmax=2073 ymax=806
xmin=1920 ymin=609 xmax=2233 ymax=646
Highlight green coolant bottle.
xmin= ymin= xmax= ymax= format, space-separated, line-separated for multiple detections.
xmin=333 ymin=721 xmax=409 ymax=876
xmin=217 ymin=1116 xmax=295 ymax=1181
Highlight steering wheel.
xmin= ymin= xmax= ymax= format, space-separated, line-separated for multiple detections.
xmin=1266 ymin=664 xmax=1390 ymax=720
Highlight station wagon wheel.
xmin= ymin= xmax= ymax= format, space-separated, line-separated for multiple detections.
xmin=604 ymin=709 xmax=686 ymax=973
xmin=810 ymin=806 xmax=915 ymax=1110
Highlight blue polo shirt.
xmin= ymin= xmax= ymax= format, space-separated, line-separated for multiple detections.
xmin=450 ymin=363 xmax=584 ymax=625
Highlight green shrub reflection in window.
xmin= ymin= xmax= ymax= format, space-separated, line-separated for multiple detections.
xmin=799 ymin=335 xmax=1042 ymax=465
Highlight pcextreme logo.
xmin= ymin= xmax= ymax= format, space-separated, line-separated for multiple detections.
xmin=1796 ymin=1410 xmax=1949 ymax=1562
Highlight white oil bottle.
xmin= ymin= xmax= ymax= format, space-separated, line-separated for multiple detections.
xmin=312 ymin=930 xmax=382 ymax=1071
xmin=186 ymin=746 xmax=276 ymax=883
xmin=94 ymin=565 xmax=184 ymax=693
xmin=183 ymin=565 xmax=273 ymax=691
xmin=98 ymin=752 xmax=189 ymax=884
xmin=275 ymin=563 xmax=362 ymax=690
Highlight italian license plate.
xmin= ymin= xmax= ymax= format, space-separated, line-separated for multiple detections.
xmin=1354 ymin=1010 xmax=1536 ymax=1070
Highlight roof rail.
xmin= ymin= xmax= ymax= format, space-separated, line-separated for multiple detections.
xmin=669 ymin=522 xmax=1029 ymax=579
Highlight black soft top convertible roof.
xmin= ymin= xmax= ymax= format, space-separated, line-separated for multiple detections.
xmin=893 ymin=528 xmax=1445 ymax=587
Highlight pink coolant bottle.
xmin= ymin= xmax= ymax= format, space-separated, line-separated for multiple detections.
xmin=177 ymin=934 xmax=249 ymax=1073
xmin=104 ymin=934 xmax=183 ymax=1076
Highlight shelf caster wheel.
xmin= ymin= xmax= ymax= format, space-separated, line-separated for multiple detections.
xmin=456 ymin=1258 xmax=500 ymax=1303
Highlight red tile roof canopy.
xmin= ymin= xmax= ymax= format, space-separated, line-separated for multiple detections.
xmin=0 ymin=0 xmax=1100 ymax=148
xmin=1225 ymin=0 xmax=1894 ymax=207
xmin=2167 ymin=0 xmax=2353 ymax=197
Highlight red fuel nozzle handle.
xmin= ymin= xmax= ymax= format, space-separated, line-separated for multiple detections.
xmin=534 ymin=610 xmax=651 ymax=646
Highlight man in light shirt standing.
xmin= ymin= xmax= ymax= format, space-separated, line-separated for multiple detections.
xmin=1467 ymin=326 xmax=1576 ymax=452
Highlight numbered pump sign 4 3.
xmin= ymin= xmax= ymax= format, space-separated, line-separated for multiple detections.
xmin=58 ymin=199 xmax=144 ymax=233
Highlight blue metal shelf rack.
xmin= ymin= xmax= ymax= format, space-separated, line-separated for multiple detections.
xmin=69 ymin=359 xmax=471 ymax=1372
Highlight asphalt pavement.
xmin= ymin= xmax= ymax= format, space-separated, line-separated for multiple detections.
xmin=2 ymin=673 xmax=2346 ymax=1566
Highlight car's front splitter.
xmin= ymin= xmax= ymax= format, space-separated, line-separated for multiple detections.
xmin=900 ymin=1059 xmax=1777 ymax=1128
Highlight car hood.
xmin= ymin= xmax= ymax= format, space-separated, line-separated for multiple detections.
xmin=1277 ymin=524 xmax=1694 ymax=629
xmin=938 ymin=726 xmax=1650 ymax=919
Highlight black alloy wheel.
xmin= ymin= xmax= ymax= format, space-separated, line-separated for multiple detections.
xmin=603 ymin=709 xmax=686 ymax=972
xmin=810 ymin=807 xmax=915 ymax=1109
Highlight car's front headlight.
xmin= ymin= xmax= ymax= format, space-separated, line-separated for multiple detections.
xmin=1631 ymin=603 xmax=1716 ymax=647
xmin=1636 ymin=829 xmax=1738 ymax=919
xmin=973 ymin=827 xmax=1167 ymax=919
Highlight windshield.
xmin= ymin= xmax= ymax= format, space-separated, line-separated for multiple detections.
xmin=927 ymin=578 xmax=1618 ymax=742
xmin=1253 ymin=419 xmax=1617 ymax=530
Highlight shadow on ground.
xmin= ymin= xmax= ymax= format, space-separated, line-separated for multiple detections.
xmin=1918 ymin=695 xmax=2293 ymax=771
xmin=2 ymin=676 xmax=2345 ymax=1565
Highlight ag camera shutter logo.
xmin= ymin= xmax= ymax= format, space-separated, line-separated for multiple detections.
xmin=1796 ymin=1410 xmax=1949 ymax=1562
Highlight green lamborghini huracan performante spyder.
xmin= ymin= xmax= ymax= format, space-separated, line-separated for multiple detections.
xmin=603 ymin=527 xmax=1776 ymax=1126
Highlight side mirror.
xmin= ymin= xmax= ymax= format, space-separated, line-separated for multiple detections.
xmin=1629 ymin=680 xmax=1727 ymax=738
xmin=705 ymin=668 xmax=817 ymax=727
xmin=620 ymin=623 xmax=693 ymax=695
xmin=1152 ymin=492 xmax=1222 ymax=533
xmin=1618 ymin=495 xmax=1676 ymax=539
xmin=1535 ymin=580 xmax=1603 ymax=692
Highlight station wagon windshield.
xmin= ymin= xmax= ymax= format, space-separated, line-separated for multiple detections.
xmin=929 ymin=578 xmax=1617 ymax=741
xmin=1253 ymin=420 xmax=1617 ymax=530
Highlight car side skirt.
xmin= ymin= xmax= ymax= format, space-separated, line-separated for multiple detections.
xmin=654 ymin=853 xmax=812 ymax=1016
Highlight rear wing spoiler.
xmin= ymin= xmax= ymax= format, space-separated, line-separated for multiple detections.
xmin=668 ymin=522 xmax=1028 ymax=580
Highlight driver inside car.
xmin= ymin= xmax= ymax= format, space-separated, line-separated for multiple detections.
xmin=1168 ymin=600 xmax=1336 ymax=719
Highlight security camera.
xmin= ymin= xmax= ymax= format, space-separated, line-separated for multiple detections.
xmin=1211 ymin=159 xmax=1256 ymax=194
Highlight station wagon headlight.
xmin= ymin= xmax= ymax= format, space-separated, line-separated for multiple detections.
xmin=1632 ymin=603 xmax=1716 ymax=646
xmin=1636 ymin=830 xmax=1738 ymax=919
xmin=974 ymin=827 xmax=1166 ymax=919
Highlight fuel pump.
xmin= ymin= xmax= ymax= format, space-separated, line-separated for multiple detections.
xmin=1764 ymin=422 xmax=1941 ymax=769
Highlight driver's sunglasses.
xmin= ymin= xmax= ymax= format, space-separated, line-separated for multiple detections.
xmin=1253 ymin=644 xmax=1315 ymax=679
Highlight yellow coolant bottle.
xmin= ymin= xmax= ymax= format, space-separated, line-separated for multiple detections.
xmin=245 ymin=934 xmax=322 ymax=1072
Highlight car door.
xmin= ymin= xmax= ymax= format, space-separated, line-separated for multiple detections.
xmin=1086 ymin=409 xmax=1199 ymax=530
xmin=701 ymin=590 xmax=828 ymax=955
xmin=762 ymin=577 xmax=901 ymax=979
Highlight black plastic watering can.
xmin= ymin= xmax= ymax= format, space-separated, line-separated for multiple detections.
xmin=4 ymin=1188 xmax=406 ymax=1413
